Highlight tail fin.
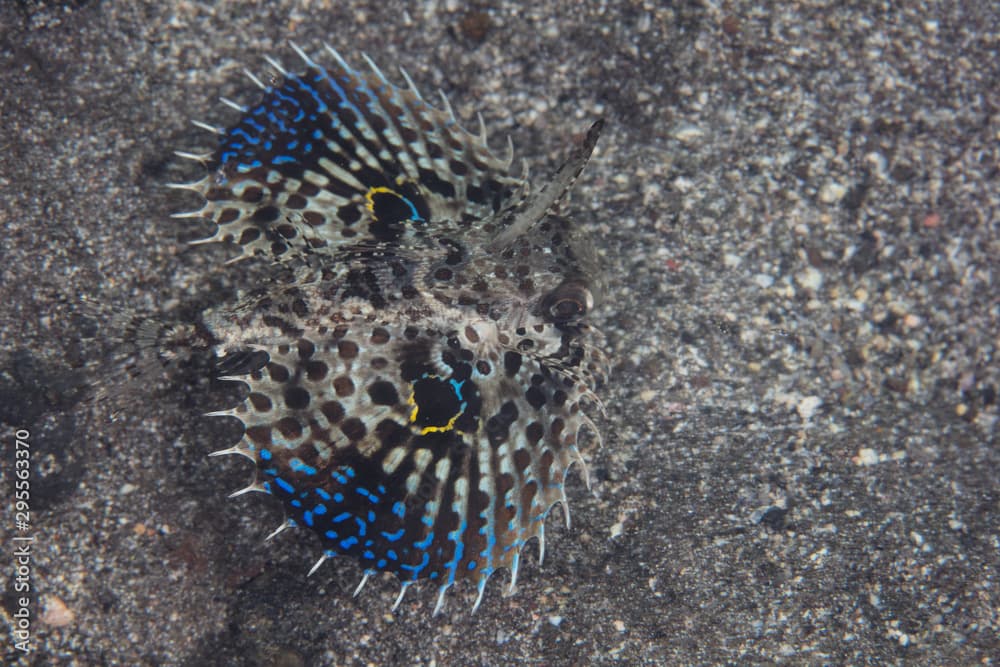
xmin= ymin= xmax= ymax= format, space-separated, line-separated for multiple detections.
xmin=72 ymin=295 xmax=218 ymax=415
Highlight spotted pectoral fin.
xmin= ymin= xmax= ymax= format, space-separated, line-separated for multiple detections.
xmin=216 ymin=322 xmax=601 ymax=609
xmin=176 ymin=46 xmax=526 ymax=264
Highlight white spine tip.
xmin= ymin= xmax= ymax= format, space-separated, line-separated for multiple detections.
xmin=207 ymin=446 xmax=253 ymax=461
xmin=164 ymin=181 xmax=205 ymax=192
xmin=437 ymin=90 xmax=456 ymax=121
xmin=477 ymin=112 xmax=489 ymax=143
xmin=229 ymin=482 xmax=267 ymax=498
xmin=353 ymin=571 xmax=372 ymax=598
xmin=361 ymin=52 xmax=387 ymax=82
xmin=264 ymin=521 xmax=292 ymax=542
xmin=223 ymin=252 xmax=254 ymax=266
xmin=538 ymin=524 xmax=547 ymax=566
xmin=507 ymin=554 xmax=520 ymax=596
xmin=263 ymin=55 xmax=288 ymax=76
xmin=471 ymin=580 xmax=488 ymax=614
xmin=391 ymin=583 xmax=410 ymax=611
xmin=191 ymin=119 xmax=223 ymax=135
xmin=323 ymin=43 xmax=351 ymax=71
xmin=307 ymin=554 xmax=328 ymax=577
xmin=219 ymin=97 xmax=247 ymax=113
xmin=398 ymin=66 xmax=423 ymax=100
xmin=174 ymin=150 xmax=212 ymax=163
xmin=289 ymin=41 xmax=315 ymax=67
xmin=244 ymin=69 xmax=267 ymax=90
xmin=433 ymin=585 xmax=449 ymax=617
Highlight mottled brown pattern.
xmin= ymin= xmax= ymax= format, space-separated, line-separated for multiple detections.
xmin=171 ymin=47 xmax=607 ymax=614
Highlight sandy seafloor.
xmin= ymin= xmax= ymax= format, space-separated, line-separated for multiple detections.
xmin=1 ymin=1 xmax=997 ymax=665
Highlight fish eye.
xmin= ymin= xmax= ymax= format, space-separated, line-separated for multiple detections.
xmin=542 ymin=279 xmax=593 ymax=323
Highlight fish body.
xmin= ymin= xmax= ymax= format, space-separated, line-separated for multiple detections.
xmin=147 ymin=45 xmax=607 ymax=614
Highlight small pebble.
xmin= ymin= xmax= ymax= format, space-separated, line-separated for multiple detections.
xmin=797 ymin=396 xmax=822 ymax=420
xmin=673 ymin=123 xmax=705 ymax=143
xmin=818 ymin=181 xmax=847 ymax=203
xmin=854 ymin=448 xmax=880 ymax=466
xmin=796 ymin=266 xmax=823 ymax=291
xmin=40 ymin=596 xmax=75 ymax=627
